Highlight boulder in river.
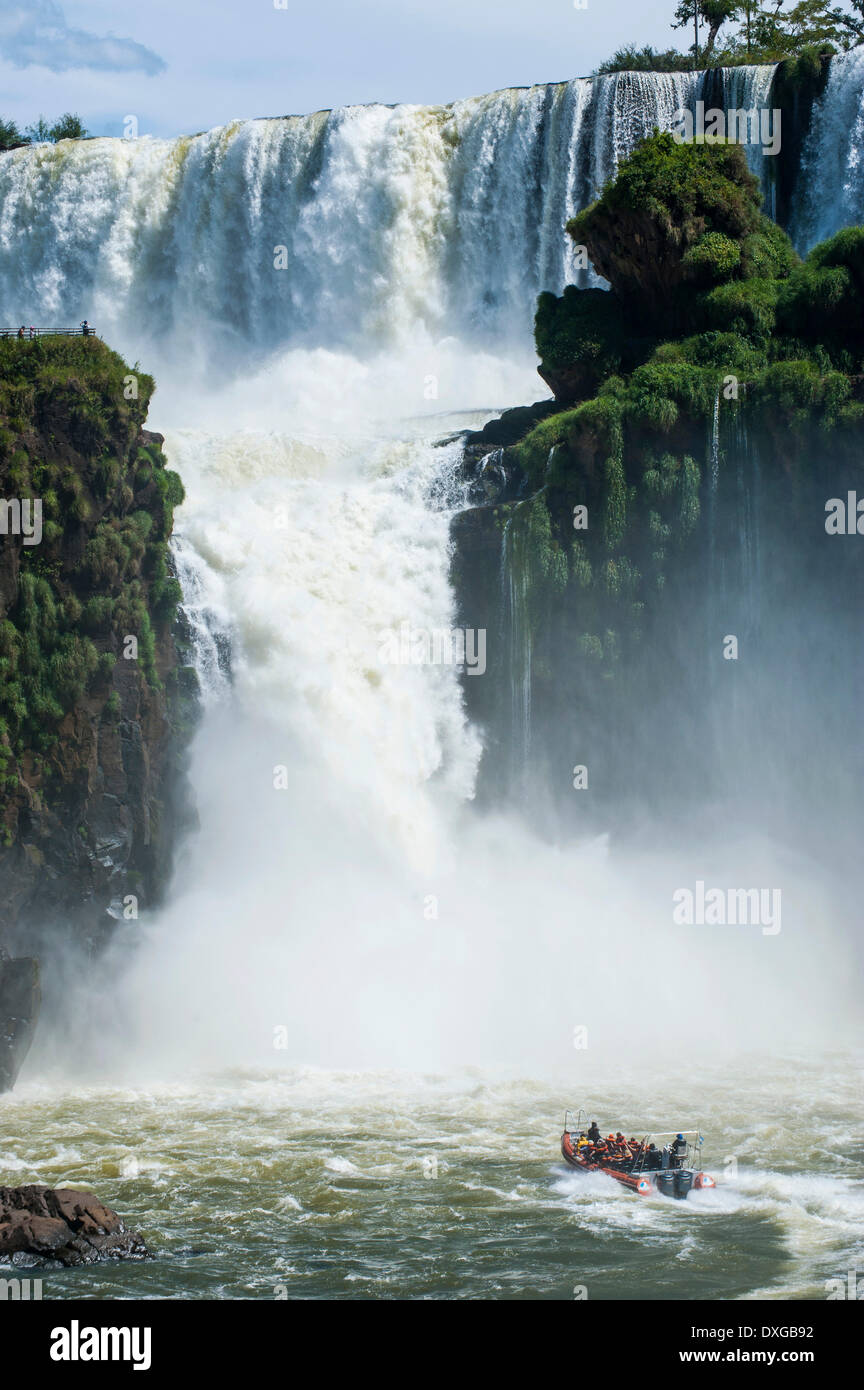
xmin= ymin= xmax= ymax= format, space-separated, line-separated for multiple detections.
xmin=0 ymin=1186 xmax=149 ymax=1267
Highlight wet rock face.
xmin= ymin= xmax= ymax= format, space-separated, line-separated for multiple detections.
xmin=0 ymin=955 xmax=39 ymax=1092
xmin=0 ymin=1186 xmax=148 ymax=1267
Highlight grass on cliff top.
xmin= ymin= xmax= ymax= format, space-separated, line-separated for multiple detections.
xmin=0 ymin=336 xmax=154 ymax=423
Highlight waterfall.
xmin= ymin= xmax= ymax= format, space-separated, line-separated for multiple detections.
xmin=790 ymin=48 xmax=864 ymax=250
xmin=3 ymin=66 xmax=857 ymax=1074
xmin=0 ymin=67 xmax=777 ymax=365
xmin=500 ymin=510 xmax=533 ymax=790
xmin=721 ymin=64 xmax=779 ymax=213
xmin=171 ymin=532 xmax=233 ymax=705
xmin=709 ymin=387 xmax=721 ymax=496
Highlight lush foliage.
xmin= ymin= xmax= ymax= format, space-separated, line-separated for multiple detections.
xmin=0 ymin=339 xmax=183 ymax=762
xmin=503 ymin=130 xmax=864 ymax=682
xmin=564 ymin=133 xmax=793 ymax=338
xmin=595 ymin=1 xmax=864 ymax=72
xmin=0 ymin=113 xmax=89 ymax=152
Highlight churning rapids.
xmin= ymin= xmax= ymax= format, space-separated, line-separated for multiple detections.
xmin=1 ymin=65 xmax=863 ymax=1299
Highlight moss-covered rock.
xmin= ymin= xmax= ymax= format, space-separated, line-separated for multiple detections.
xmin=566 ymin=131 xmax=781 ymax=337
xmin=535 ymin=286 xmax=635 ymax=402
xmin=0 ymin=337 xmax=194 ymax=956
xmin=452 ymin=128 xmax=864 ymax=818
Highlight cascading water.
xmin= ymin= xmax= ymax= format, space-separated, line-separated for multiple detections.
xmin=720 ymin=64 xmax=778 ymax=209
xmin=500 ymin=509 xmax=534 ymax=791
xmin=1 ymin=66 xmax=862 ymax=1301
xmin=791 ymin=48 xmax=864 ymax=249
xmin=0 ymin=66 xmax=781 ymax=362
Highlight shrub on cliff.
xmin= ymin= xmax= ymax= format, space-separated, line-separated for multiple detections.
xmin=566 ymin=131 xmax=782 ymax=335
xmin=535 ymin=286 xmax=635 ymax=401
xmin=777 ymin=227 xmax=864 ymax=359
xmin=537 ymin=131 xmax=812 ymax=405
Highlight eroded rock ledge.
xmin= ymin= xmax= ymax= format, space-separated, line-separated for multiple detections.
xmin=0 ymin=1185 xmax=148 ymax=1267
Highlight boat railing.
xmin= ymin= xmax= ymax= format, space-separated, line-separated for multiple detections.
xmin=631 ymin=1130 xmax=704 ymax=1173
xmin=564 ymin=1119 xmax=705 ymax=1172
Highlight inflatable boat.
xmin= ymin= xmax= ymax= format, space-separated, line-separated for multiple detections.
xmin=560 ymin=1109 xmax=716 ymax=1200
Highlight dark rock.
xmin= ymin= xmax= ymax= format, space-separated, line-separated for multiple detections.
xmin=0 ymin=1186 xmax=148 ymax=1267
xmin=462 ymin=399 xmax=557 ymax=450
xmin=454 ymin=401 xmax=557 ymax=504
xmin=0 ymin=955 xmax=39 ymax=1092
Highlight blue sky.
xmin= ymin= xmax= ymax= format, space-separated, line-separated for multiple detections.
xmin=0 ymin=0 xmax=679 ymax=138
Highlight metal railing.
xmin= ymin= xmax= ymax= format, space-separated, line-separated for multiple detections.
xmin=0 ymin=327 xmax=98 ymax=339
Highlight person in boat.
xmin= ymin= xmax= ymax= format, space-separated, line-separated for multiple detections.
xmin=576 ymin=1132 xmax=589 ymax=1152
xmin=671 ymin=1133 xmax=688 ymax=1168
xmin=587 ymin=1121 xmax=601 ymax=1143
xmin=607 ymin=1134 xmax=625 ymax=1165
xmin=645 ymin=1143 xmax=661 ymax=1170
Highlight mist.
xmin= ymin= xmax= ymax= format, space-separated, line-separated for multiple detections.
xmin=22 ymin=349 xmax=857 ymax=1087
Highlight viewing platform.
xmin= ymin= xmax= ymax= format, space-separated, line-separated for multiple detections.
xmin=0 ymin=326 xmax=98 ymax=339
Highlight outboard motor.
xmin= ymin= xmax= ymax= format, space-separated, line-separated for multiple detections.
xmin=673 ymin=1169 xmax=694 ymax=1200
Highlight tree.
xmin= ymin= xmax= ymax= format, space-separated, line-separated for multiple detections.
xmin=673 ymin=1 xmax=742 ymax=58
xmin=674 ymin=0 xmax=862 ymax=59
xmin=49 ymin=113 xmax=88 ymax=142
xmin=737 ymin=1 xmax=759 ymax=50
xmin=20 ymin=113 xmax=88 ymax=145
xmin=815 ymin=0 xmax=864 ymax=45
xmin=24 ymin=117 xmax=52 ymax=143
xmin=749 ymin=0 xmax=857 ymax=50
xmin=0 ymin=118 xmax=29 ymax=153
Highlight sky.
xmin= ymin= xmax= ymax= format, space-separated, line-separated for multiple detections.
xmin=0 ymin=0 xmax=682 ymax=139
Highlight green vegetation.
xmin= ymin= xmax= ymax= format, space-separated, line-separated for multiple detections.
xmin=595 ymin=1 xmax=864 ymax=73
xmin=564 ymin=133 xmax=792 ymax=338
xmin=0 ymin=338 xmax=184 ymax=760
xmin=498 ymin=129 xmax=864 ymax=679
xmin=0 ymin=113 xmax=89 ymax=153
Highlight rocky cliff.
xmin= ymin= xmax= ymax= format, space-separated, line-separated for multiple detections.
xmin=0 ymin=337 xmax=195 ymax=977
xmin=451 ymin=132 xmax=864 ymax=838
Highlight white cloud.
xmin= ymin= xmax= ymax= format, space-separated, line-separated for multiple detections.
xmin=0 ymin=0 xmax=165 ymax=75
